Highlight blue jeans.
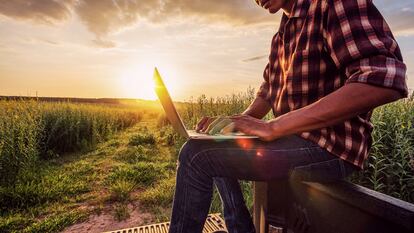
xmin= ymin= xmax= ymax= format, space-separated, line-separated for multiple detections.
xmin=168 ymin=135 xmax=357 ymax=233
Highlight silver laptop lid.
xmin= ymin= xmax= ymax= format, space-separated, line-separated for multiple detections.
xmin=153 ymin=68 xmax=189 ymax=138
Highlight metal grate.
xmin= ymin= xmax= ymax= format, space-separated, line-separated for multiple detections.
xmin=103 ymin=213 xmax=227 ymax=233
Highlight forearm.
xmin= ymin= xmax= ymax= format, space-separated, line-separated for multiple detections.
xmin=242 ymin=96 xmax=271 ymax=119
xmin=269 ymin=83 xmax=403 ymax=138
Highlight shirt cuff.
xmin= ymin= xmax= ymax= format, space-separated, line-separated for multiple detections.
xmin=345 ymin=56 xmax=408 ymax=98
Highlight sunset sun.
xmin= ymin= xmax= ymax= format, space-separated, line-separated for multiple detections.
xmin=118 ymin=63 xmax=179 ymax=100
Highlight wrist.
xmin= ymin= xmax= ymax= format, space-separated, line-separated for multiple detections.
xmin=267 ymin=118 xmax=285 ymax=139
xmin=241 ymin=110 xmax=256 ymax=119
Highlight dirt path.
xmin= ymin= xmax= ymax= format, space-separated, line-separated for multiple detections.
xmin=61 ymin=204 xmax=153 ymax=233
xmin=58 ymin=120 xmax=175 ymax=233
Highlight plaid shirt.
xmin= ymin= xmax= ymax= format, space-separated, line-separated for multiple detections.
xmin=257 ymin=0 xmax=408 ymax=169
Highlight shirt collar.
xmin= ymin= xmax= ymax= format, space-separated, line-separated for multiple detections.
xmin=285 ymin=0 xmax=310 ymax=18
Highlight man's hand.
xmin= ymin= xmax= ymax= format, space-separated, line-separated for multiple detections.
xmin=196 ymin=116 xmax=234 ymax=135
xmin=195 ymin=95 xmax=272 ymax=135
xmin=229 ymin=115 xmax=278 ymax=141
xmin=196 ymin=116 xmax=217 ymax=133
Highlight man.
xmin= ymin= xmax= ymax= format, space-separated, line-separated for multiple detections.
xmin=168 ymin=0 xmax=408 ymax=232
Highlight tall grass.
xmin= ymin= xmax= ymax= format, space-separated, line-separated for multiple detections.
xmin=0 ymin=101 xmax=40 ymax=186
xmin=349 ymin=96 xmax=414 ymax=203
xmin=0 ymin=100 xmax=142 ymax=185
xmin=179 ymin=87 xmax=259 ymax=129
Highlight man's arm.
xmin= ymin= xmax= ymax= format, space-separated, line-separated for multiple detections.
xmin=268 ymin=83 xmax=402 ymax=138
xmin=242 ymin=95 xmax=271 ymax=119
xmin=230 ymin=83 xmax=403 ymax=141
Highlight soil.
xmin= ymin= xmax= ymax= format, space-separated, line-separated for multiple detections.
xmin=61 ymin=204 xmax=153 ymax=233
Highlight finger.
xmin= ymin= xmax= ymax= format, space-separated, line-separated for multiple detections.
xmin=196 ymin=117 xmax=206 ymax=131
xmin=220 ymin=122 xmax=236 ymax=135
xmin=269 ymin=7 xmax=278 ymax=14
xmin=208 ymin=118 xmax=232 ymax=135
xmin=233 ymin=115 xmax=262 ymax=124
xmin=196 ymin=117 xmax=209 ymax=131
xmin=263 ymin=1 xmax=271 ymax=9
xmin=259 ymin=0 xmax=270 ymax=7
xmin=230 ymin=117 xmax=251 ymax=125
xmin=200 ymin=118 xmax=213 ymax=132
xmin=205 ymin=116 xmax=225 ymax=133
xmin=201 ymin=117 xmax=216 ymax=132
xmin=229 ymin=114 xmax=246 ymax=119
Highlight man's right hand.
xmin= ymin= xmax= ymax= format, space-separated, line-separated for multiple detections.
xmin=196 ymin=116 xmax=217 ymax=133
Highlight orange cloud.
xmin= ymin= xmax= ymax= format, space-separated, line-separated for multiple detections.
xmin=161 ymin=0 xmax=270 ymax=25
xmin=75 ymin=0 xmax=160 ymax=39
xmin=0 ymin=0 xmax=75 ymax=25
xmin=2 ymin=0 xmax=411 ymax=48
xmin=0 ymin=0 xmax=268 ymax=47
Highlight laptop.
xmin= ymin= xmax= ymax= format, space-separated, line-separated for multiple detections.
xmin=153 ymin=68 xmax=259 ymax=140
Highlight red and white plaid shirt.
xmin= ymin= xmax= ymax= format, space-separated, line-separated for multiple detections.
xmin=257 ymin=0 xmax=408 ymax=169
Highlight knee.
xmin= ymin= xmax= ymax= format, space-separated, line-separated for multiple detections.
xmin=178 ymin=139 xmax=202 ymax=167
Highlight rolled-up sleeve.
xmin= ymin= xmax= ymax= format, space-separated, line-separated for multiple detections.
xmin=256 ymin=63 xmax=271 ymax=102
xmin=324 ymin=0 xmax=408 ymax=96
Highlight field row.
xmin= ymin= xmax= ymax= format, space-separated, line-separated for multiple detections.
xmin=0 ymin=101 xmax=143 ymax=185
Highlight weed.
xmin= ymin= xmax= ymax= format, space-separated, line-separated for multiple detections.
xmin=0 ymin=214 xmax=33 ymax=233
xmin=113 ymin=204 xmax=130 ymax=221
xmin=22 ymin=209 xmax=88 ymax=233
xmin=110 ymin=179 xmax=134 ymax=202
xmin=139 ymin=176 xmax=176 ymax=207
xmin=107 ymin=162 xmax=171 ymax=188
xmin=0 ymin=161 xmax=91 ymax=211
xmin=129 ymin=134 xmax=156 ymax=146
xmin=115 ymin=146 xmax=154 ymax=164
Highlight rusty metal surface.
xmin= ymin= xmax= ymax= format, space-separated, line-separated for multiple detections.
xmin=103 ymin=213 xmax=227 ymax=233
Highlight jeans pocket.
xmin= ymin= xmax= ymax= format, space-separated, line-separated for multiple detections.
xmin=291 ymin=158 xmax=356 ymax=183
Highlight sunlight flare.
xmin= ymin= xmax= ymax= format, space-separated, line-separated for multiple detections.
xmin=118 ymin=60 xmax=180 ymax=100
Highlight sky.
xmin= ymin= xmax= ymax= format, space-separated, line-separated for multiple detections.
xmin=0 ymin=0 xmax=413 ymax=101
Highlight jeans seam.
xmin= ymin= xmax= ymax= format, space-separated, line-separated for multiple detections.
xmin=188 ymin=146 xmax=321 ymax=166
xmin=292 ymin=158 xmax=348 ymax=182
xmin=178 ymin=164 xmax=189 ymax=233
xmin=219 ymin=180 xmax=239 ymax=233
xmin=294 ymin=157 xmax=341 ymax=168
xmin=339 ymin=159 xmax=346 ymax=178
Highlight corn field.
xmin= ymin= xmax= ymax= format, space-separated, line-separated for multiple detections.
xmin=0 ymin=91 xmax=412 ymax=205
xmin=0 ymin=100 xmax=142 ymax=185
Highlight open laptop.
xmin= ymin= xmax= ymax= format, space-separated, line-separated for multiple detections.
xmin=153 ymin=68 xmax=258 ymax=140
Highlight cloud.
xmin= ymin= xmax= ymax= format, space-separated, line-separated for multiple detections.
xmin=242 ymin=55 xmax=267 ymax=62
xmin=386 ymin=10 xmax=414 ymax=36
xmin=22 ymin=37 xmax=60 ymax=46
xmin=1 ymin=0 xmax=413 ymax=41
xmin=92 ymin=38 xmax=117 ymax=48
xmin=161 ymin=0 xmax=270 ymax=25
xmin=0 ymin=0 xmax=75 ymax=25
xmin=374 ymin=0 xmax=414 ymax=36
xmin=0 ymin=0 xmax=273 ymax=47
xmin=75 ymin=0 xmax=160 ymax=38
xmin=74 ymin=0 xmax=271 ymax=47
xmin=40 ymin=38 xmax=59 ymax=45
